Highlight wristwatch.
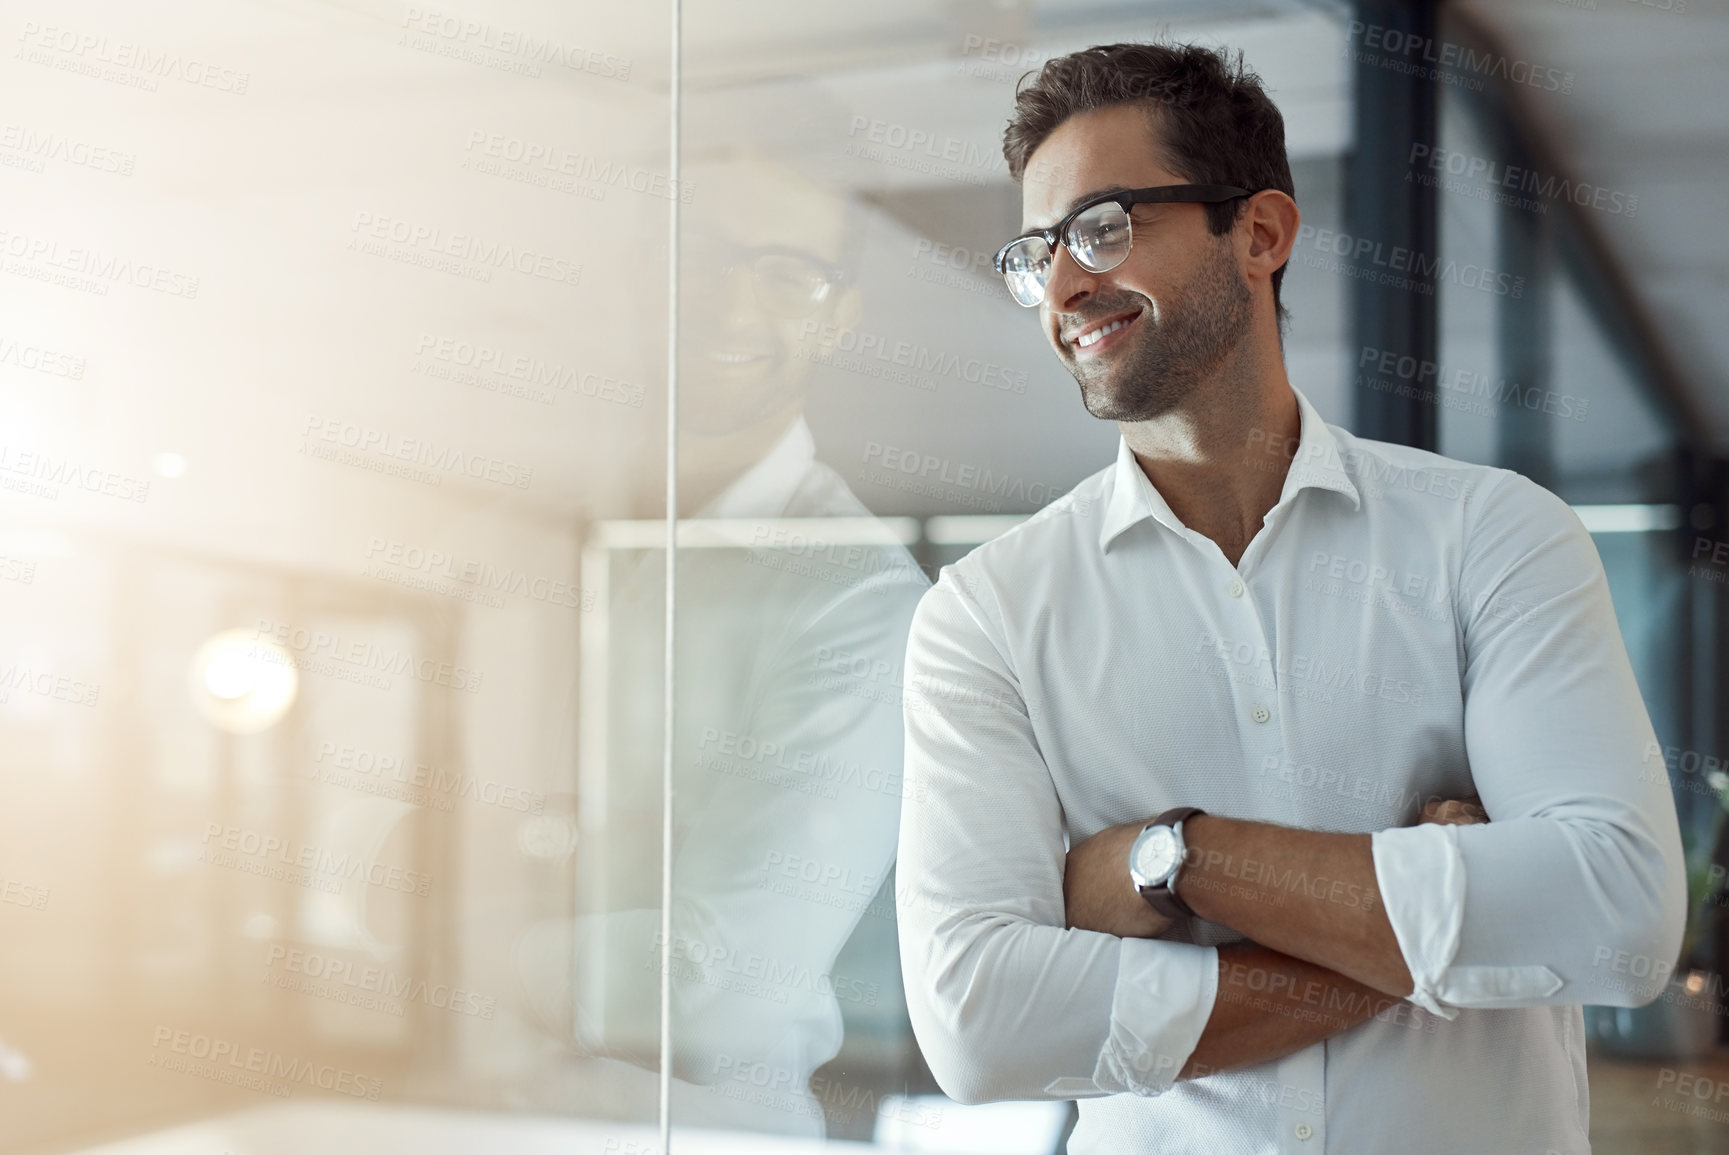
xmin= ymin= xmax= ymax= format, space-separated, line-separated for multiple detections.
xmin=1128 ymin=806 xmax=1206 ymax=919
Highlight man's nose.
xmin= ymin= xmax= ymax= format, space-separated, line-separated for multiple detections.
xmin=1043 ymin=243 xmax=1098 ymax=312
xmin=718 ymin=264 xmax=763 ymax=325
xmin=686 ymin=263 xmax=761 ymax=325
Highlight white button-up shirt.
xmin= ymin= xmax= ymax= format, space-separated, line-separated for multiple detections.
xmin=895 ymin=385 xmax=1685 ymax=1154
xmin=526 ymin=417 xmax=927 ymax=1134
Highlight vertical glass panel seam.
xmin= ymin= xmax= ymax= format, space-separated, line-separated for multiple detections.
xmin=661 ymin=0 xmax=681 ymax=1150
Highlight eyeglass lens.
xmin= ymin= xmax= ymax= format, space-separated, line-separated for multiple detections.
xmin=1002 ymin=200 xmax=1134 ymax=307
xmin=684 ymin=243 xmax=837 ymax=318
xmin=748 ymin=254 xmax=833 ymax=317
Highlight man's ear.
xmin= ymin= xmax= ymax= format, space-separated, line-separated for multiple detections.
xmin=1242 ymin=190 xmax=1299 ymax=285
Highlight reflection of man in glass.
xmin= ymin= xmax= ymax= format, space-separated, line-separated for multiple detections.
xmin=518 ymin=152 xmax=927 ymax=1138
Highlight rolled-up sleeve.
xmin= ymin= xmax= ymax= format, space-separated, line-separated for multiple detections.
xmin=1372 ymin=471 xmax=1686 ymax=1014
xmin=896 ymin=569 xmax=1217 ymax=1106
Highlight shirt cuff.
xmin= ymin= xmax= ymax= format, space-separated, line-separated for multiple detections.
xmin=1371 ymin=823 xmax=1465 ymax=1021
xmin=1084 ymin=939 xmax=1218 ymax=1097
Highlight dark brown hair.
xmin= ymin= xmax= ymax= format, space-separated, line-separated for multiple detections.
xmin=1003 ymin=41 xmax=1295 ymax=331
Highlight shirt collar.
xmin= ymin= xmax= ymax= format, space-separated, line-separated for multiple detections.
xmin=695 ymin=415 xmax=817 ymax=520
xmin=1098 ymin=384 xmax=1361 ymax=552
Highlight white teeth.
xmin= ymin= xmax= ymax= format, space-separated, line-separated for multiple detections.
xmin=1076 ymin=316 xmax=1132 ymax=348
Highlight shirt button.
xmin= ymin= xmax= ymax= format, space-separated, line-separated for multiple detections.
xmin=1294 ymin=1122 xmax=1313 ymax=1140
xmin=1228 ymin=579 xmax=1245 ymax=598
xmin=1252 ymin=705 xmax=1271 ymax=724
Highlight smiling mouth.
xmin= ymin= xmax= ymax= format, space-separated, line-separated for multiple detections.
xmin=705 ymin=348 xmax=775 ymax=367
xmin=1069 ymin=308 xmax=1143 ymax=354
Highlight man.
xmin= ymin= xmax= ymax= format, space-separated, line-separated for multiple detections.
xmin=895 ymin=41 xmax=1685 ymax=1154
xmin=515 ymin=153 xmax=927 ymax=1135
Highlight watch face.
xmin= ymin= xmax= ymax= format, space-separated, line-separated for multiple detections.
xmin=1132 ymin=826 xmax=1180 ymax=885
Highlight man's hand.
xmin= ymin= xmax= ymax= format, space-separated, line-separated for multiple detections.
xmin=1062 ymin=821 xmax=1172 ymax=939
xmin=1421 ymin=795 xmax=1487 ymax=826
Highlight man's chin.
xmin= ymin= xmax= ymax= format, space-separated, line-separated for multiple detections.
xmin=1079 ymin=393 xmax=1126 ymax=422
xmin=678 ymin=374 xmax=805 ymax=436
xmin=1077 ymin=375 xmax=1184 ymax=424
xmin=1069 ymin=347 xmax=1140 ymax=411
xmin=1076 ymin=376 xmax=1142 ymax=422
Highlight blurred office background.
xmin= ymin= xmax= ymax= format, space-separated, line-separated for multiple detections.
xmin=0 ymin=0 xmax=1725 ymax=1152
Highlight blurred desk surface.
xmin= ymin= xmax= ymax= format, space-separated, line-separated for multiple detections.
xmin=39 ymin=1052 xmax=1729 ymax=1155
xmin=60 ymin=1102 xmax=875 ymax=1155
xmin=1589 ymin=1049 xmax=1729 ymax=1155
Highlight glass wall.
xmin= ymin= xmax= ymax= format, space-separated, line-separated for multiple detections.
xmin=0 ymin=0 xmax=670 ymax=1149
xmin=0 ymin=2 xmax=1721 ymax=1153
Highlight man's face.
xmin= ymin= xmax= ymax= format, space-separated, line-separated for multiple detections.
xmin=677 ymin=158 xmax=851 ymax=437
xmin=1020 ymin=104 xmax=1253 ymax=422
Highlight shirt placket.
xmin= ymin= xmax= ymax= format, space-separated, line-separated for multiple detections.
xmin=1247 ymin=515 xmax=1328 ymax=1149
xmin=1196 ymin=523 xmax=1328 ymax=1148
xmin=1193 ymin=530 xmax=1282 ymax=764
xmin=1273 ymin=1045 xmax=1326 ymax=1150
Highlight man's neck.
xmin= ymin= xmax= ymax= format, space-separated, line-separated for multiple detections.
xmin=676 ymin=405 xmax=804 ymax=517
xmin=1118 ymin=351 xmax=1299 ymax=568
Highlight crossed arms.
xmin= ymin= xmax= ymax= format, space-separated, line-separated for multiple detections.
xmin=894 ymin=475 xmax=1685 ymax=1105
xmin=1061 ymin=798 xmax=1482 ymax=1081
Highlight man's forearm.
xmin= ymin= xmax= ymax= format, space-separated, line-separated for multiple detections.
xmin=1062 ymin=814 xmax=1409 ymax=994
xmin=1176 ymin=814 xmax=1412 ymax=996
xmin=1178 ymin=943 xmax=1414 ymax=1079
xmin=1062 ymin=800 xmax=1485 ymax=999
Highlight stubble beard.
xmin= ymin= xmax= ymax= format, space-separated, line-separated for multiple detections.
xmin=1068 ymin=240 xmax=1254 ymax=423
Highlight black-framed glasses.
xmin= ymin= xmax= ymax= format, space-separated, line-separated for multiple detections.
xmin=685 ymin=240 xmax=847 ymax=319
xmin=993 ymin=184 xmax=1253 ymax=308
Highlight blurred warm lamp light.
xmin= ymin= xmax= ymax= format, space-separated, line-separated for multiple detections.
xmin=188 ymin=628 xmax=298 ymax=733
xmin=151 ymin=451 xmax=189 ymax=479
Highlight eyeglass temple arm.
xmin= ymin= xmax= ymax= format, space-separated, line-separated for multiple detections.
xmin=1122 ymin=184 xmax=1253 ymax=206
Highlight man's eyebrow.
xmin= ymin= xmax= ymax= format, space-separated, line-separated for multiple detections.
xmin=1063 ymin=183 xmax=1133 ymax=216
xmin=1020 ymin=184 xmax=1135 ymax=232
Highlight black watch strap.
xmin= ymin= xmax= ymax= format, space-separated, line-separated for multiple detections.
xmin=1139 ymin=806 xmax=1206 ymax=919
